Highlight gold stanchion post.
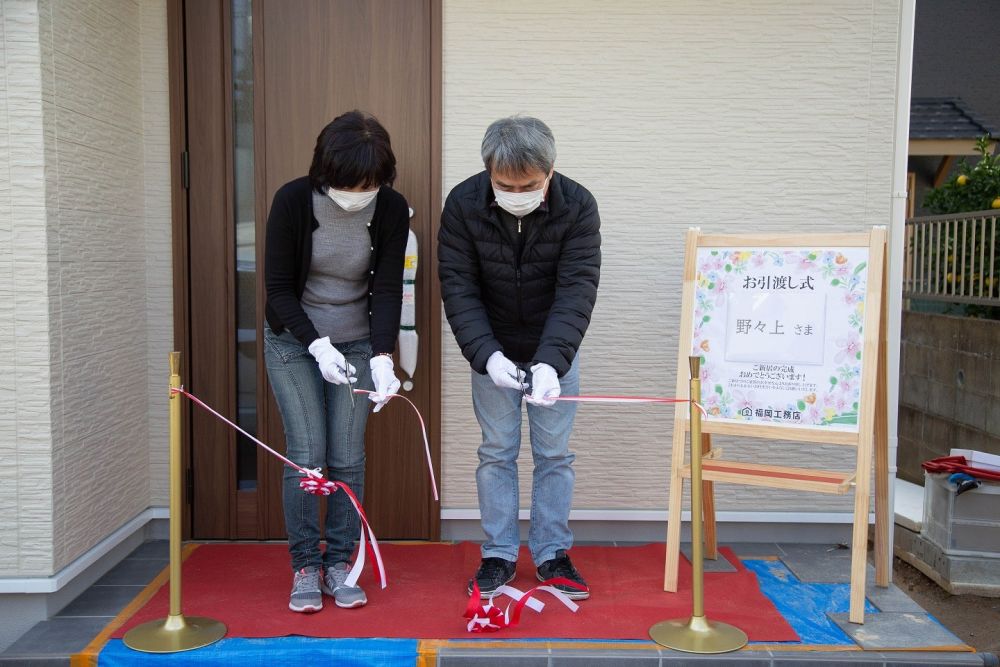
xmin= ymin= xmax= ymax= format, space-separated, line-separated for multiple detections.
xmin=124 ymin=352 xmax=226 ymax=652
xmin=649 ymin=356 xmax=747 ymax=653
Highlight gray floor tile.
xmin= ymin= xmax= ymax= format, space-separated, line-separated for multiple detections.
xmin=864 ymin=583 xmax=926 ymax=613
xmin=828 ymin=612 xmax=965 ymax=650
xmin=658 ymin=650 xmax=770 ymax=665
xmin=56 ymin=585 xmax=144 ymax=617
xmin=550 ymin=647 xmax=660 ymax=666
xmin=767 ymin=655 xmax=883 ymax=666
xmin=881 ymin=651 xmax=991 ymax=665
xmin=0 ymin=618 xmax=108 ymax=657
xmin=0 ymin=658 xmax=71 ymax=666
xmin=126 ymin=540 xmax=169 ymax=560
xmin=771 ymin=651 xmax=884 ymax=667
xmin=679 ymin=544 xmax=738 ymax=572
xmin=438 ymin=652 xmax=548 ymax=666
xmin=94 ymin=557 xmax=167 ymax=585
xmin=777 ymin=543 xmax=875 ymax=583
xmin=725 ymin=542 xmax=785 ymax=558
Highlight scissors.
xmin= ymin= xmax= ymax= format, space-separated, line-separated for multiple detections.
xmin=338 ymin=364 xmax=356 ymax=407
xmin=516 ymin=366 xmax=530 ymax=403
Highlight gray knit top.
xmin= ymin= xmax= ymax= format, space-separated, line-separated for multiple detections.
xmin=300 ymin=191 xmax=375 ymax=344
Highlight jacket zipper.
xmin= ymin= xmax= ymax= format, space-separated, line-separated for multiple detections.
xmin=515 ymin=217 xmax=523 ymax=326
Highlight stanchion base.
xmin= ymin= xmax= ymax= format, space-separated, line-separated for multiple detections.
xmin=649 ymin=615 xmax=748 ymax=654
xmin=123 ymin=614 xmax=226 ymax=653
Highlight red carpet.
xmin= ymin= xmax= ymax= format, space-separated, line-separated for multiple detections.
xmin=113 ymin=542 xmax=797 ymax=641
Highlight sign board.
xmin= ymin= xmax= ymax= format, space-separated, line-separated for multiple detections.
xmin=663 ymin=229 xmax=890 ymax=625
xmin=691 ymin=247 xmax=870 ymax=432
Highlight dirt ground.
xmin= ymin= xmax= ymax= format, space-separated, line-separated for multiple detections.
xmin=890 ymin=555 xmax=1000 ymax=654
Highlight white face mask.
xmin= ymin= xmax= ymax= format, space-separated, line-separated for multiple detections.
xmin=492 ymin=176 xmax=549 ymax=217
xmin=327 ymin=186 xmax=378 ymax=212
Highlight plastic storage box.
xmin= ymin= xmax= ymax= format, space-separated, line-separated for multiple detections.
xmin=922 ymin=472 xmax=1000 ymax=557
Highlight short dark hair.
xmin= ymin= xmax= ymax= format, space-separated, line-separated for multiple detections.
xmin=309 ymin=110 xmax=397 ymax=192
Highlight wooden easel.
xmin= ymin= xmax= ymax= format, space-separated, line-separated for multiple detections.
xmin=663 ymin=228 xmax=890 ymax=625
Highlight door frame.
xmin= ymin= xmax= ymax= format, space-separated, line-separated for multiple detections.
xmin=166 ymin=0 xmax=443 ymax=540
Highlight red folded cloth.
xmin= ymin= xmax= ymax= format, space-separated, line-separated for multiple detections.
xmin=922 ymin=455 xmax=1000 ymax=482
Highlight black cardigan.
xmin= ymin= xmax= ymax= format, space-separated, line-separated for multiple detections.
xmin=264 ymin=176 xmax=410 ymax=355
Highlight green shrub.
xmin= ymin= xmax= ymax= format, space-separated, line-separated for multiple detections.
xmin=924 ymin=136 xmax=1000 ymax=214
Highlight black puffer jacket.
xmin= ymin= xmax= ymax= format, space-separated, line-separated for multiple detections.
xmin=438 ymin=171 xmax=601 ymax=377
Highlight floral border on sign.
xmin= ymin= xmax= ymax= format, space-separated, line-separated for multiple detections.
xmin=692 ymin=249 xmax=867 ymax=428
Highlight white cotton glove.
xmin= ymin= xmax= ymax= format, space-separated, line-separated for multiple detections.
xmin=369 ymin=355 xmax=400 ymax=413
xmin=307 ymin=337 xmax=357 ymax=385
xmin=485 ymin=351 xmax=529 ymax=391
xmin=526 ymin=363 xmax=560 ymax=407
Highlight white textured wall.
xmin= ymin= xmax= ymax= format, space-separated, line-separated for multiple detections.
xmin=141 ymin=0 xmax=172 ymax=506
xmin=441 ymin=1 xmax=902 ymax=514
xmin=0 ymin=0 xmax=56 ymax=575
xmin=0 ymin=0 xmax=171 ymax=576
xmin=46 ymin=0 xmax=152 ymax=572
xmin=0 ymin=0 xmax=10 ymax=574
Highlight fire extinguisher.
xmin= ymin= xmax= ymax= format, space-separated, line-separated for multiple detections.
xmin=398 ymin=209 xmax=418 ymax=391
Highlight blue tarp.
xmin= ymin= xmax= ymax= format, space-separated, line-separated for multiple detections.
xmin=99 ymin=637 xmax=419 ymax=667
xmin=742 ymin=559 xmax=878 ymax=645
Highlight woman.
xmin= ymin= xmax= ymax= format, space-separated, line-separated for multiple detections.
xmin=263 ymin=110 xmax=409 ymax=613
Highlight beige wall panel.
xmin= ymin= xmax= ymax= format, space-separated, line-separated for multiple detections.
xmin=46 ymin=0 xmax=152 ymax=572
xmin=141 ymin=0 xmax=172 ymax=506
xmin=0 ymin=0 xmax=16 ymax=575
xmin=0 ymin=0 xmax=169 ymax=575
xmin=0 ymin=0 xmax=56 ymax=576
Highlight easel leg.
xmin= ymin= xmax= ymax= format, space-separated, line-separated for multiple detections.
xmin=874 ymin=382 xmax=890 ymax=587
xmin=849 ymin=229 xmax=887 ymax=623
xmin=849 ymin=442 xmax=874 ymax=624
xmin=874 ymin=277 xmax=891 ymax=587
xmin=664 ymin=471 xmax=684 ymax=591
xmin=665 ymin=228 xmax=699 ymax=593
xmin=702 ymin=433 xmax=717 ymax=559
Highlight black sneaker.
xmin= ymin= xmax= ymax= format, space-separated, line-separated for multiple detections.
xmin=536 ymin=549 xmax=590 ymax=600
xmin=467 ymin=557 xmax=517 ymax=598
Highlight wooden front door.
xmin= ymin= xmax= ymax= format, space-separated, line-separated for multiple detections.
xmin=176 ymin=0 xmax=441 ymax=540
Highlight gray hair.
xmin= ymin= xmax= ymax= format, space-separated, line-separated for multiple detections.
xmin=481 ymin=116 xmax=556 ymax=176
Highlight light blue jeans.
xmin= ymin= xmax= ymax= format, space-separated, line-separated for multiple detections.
xmin=471 ymin=355 xmax=580 ymax=566
xmin=263 ymin=326 xmax=374 ymax=571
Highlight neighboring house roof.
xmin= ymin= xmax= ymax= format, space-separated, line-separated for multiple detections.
xmin=909 ymin=98 xmax=996 ymax=158
xmin=910 ymin=97 xmax=996 ymax=139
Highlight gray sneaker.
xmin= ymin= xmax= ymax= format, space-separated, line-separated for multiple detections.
xmin=289 ymin=566 xmax=323 ymax=613
xmin=322 ymin=562 xmax=368 ymax=608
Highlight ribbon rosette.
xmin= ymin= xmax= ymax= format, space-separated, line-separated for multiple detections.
xmin=464 ymin=590 xmax=508 ymax=632
xmin=463 ymin=578 xmax=584 ymax=633
xmin=298 ymin=475 xmax=338 ymax=496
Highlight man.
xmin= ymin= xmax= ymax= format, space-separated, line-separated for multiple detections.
xmin=438 ymin=116 xmax=601 ymax=600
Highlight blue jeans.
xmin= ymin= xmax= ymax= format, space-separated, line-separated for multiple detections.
xmin=263 ymin=326 xmax=374 ymax=571
xmin=472 ymin=355 xmax=580 ymax=565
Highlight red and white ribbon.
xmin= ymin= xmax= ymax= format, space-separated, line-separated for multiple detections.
xmin=553 ymin=394 xmax=706 ymax=416
xmin=171 ymin=387 xmax=387 ymax=589
xmin=464 ymin=578 xmax=583 ymax=632
xmin=352 ymin=389 xmax=439 ymax=501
